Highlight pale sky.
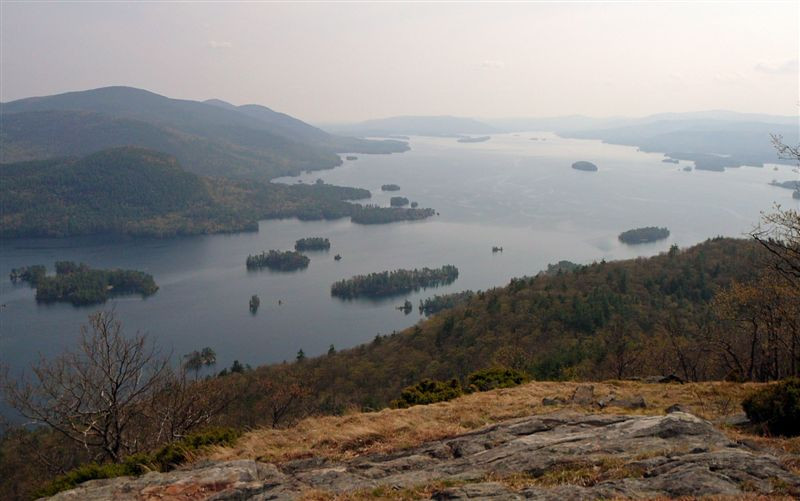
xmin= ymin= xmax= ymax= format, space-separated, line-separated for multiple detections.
xmin=1 ymin=2 xmax=798 ymax=122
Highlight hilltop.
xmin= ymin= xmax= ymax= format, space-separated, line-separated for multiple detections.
xmin=0 ymin=86 xmax=408 ymax=181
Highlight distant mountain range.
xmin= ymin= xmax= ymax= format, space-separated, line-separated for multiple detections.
xmin=560 ymin=119 xmax=799 ymax=170
xmin=321 ymin=110 xmax=798 ymax=170
xmin=0 ymin=86 xmax=408 ymax=181
xmin=486 ymin=110 xmax=798 ymax=133
xmin=488 ymin=111 xmax=799 ymax=170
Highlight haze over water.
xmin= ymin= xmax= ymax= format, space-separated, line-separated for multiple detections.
xmin=0 ymin=133 xmax=794 ymax=377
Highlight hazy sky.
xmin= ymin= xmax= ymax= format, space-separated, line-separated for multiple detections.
xmin=1 ymin=2 xmax=798 ymax=122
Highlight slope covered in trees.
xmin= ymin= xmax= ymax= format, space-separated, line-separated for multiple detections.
xmin=0 ymin=86 xmax=408 ymax=181
xmin=229 ymin=237 xmax=795 ymax=417
xmin=0 ymin=147 xmax=435 ymax=238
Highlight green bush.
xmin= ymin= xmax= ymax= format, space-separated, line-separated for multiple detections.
xmin=392 ymin=378 xmax=462 ymax=408
xmin=35 ymin=428 xmax=241 ymax=497
xmin=467 ymin=367 xmax=528 ymax=392
xmin=742 ymin=378 xmax=800 ymax=436
xmin=34 ymin=462 xmax=135 ymax=498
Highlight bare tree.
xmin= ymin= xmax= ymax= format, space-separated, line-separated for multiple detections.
xmin=2 ymin=311 xmax=170 ymax=462
xmin=751 ymin=136 xmax=800 ymax=292
xmin=145 ymin=367 xmax=238 ymax=446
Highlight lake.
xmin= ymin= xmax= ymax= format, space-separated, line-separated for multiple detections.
xmin=1 ymin=132 xmax=796 ymax=382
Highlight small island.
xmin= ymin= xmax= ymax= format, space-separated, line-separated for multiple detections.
xmin=618 ymin=227 xmax=670 ymax=245
xmin=410 ymin=201 xmax=418 ymax=208
xmin=390 ymin=196 xmax=410 ymax=207
xmin=397 ymin=299 xmax=413 ymax=314
xmin=331 ymin=265 xmax=459 ymax=299
xmin=295 ymin=237 xmax=331 ymax=251
xmin=10 ymin=261 xmax=158 ymax=306
xmin=246 ymin=250 xmax=310 ymax=271
xmin=457 ymin=136 xmax=491 ymax=143
xmin=249 ymin=294 xmax=260 ymax=314
xmin=381 ymin=184 xmax=401 ymax=191
xmin=572 ymin=161 xmax=598 ymax=172
xmin=350 ymin=205 xmax=435 ymax=224
xmin=345 ymin=155 xmax=358 ymax=161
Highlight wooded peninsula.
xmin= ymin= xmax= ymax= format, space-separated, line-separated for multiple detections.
xmin=0 ymin=147 xmax=437 ymax=239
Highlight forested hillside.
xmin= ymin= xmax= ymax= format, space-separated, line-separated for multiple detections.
xmin=0 ymin=86 xmax=408 ymax=181
xmin=217 ymin=236 xmax=797 ymax=422
xmin=0 ymin=147 xmax=434 ymax=238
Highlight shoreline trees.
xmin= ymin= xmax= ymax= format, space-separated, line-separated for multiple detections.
xmin=331 ymin=265 xmax=459 ymax=299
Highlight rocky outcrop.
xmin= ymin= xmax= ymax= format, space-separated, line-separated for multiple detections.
xmin=45 ymin=411 xmax=800 ymax=500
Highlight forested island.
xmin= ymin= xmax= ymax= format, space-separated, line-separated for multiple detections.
xmin=331 ymin=265 xmax=459 ymax=299
xmin=381 ymin=184 xmax=401 ymax=191
xmin=9 ymin=261 xmax=158 ymax=306
xmin=419 ymin=290 xmax=475 ymax=316
xmin=457 ymin=136 xmax=490 ymax=143
xmin=571 ymin=161 xmax=598 ymax=172
xmin=349 ymin=205 xmax=436 ymax=224
xmin=294 ymin=237 xmax=330 ymax=251
xmin=390 ymin=196 xmax=410 ymax=207
xmin=246 ymin=250 xmax=310 ymax=271
xmin=249 ymin=294 xmax=260 ymax=313
xmin=618 ymin=226 xmax=670 ymax=244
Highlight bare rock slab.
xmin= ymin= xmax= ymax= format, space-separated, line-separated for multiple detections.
xmin=45 ymin=411 xmax=800 ymax=500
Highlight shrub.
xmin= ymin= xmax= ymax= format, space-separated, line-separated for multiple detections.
xmin=742 ymin=378 xmax=800 ymax=436
xmin=392 ymin=378 xmax=462 ymax=408
xmin=35 ymin=427 xmax=241 ymax=497
xmin=467 ymin=367 xmax=528 ymax=392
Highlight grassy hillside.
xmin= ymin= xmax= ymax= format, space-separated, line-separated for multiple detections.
xmin=0 ymin=147 xmax=434 ymax=238
xmin=214 ymin=380 xmax=776 ymax=465
xmin=0 ymin=86 xmax=408 ymax=181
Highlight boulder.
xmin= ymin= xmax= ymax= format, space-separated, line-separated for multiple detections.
xmin=569 ymin=385 xmax=595 ymax=405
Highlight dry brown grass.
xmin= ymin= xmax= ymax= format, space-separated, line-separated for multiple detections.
xmin=210 ymin=380 xmax=768 ymax=464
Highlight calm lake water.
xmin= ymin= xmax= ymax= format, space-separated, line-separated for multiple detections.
xmin=1 ymin=132 xmax=797 ymax=382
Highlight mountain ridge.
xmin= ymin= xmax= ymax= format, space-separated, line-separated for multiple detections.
xmin=0 ymin=86 xmax=408 ymax=181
